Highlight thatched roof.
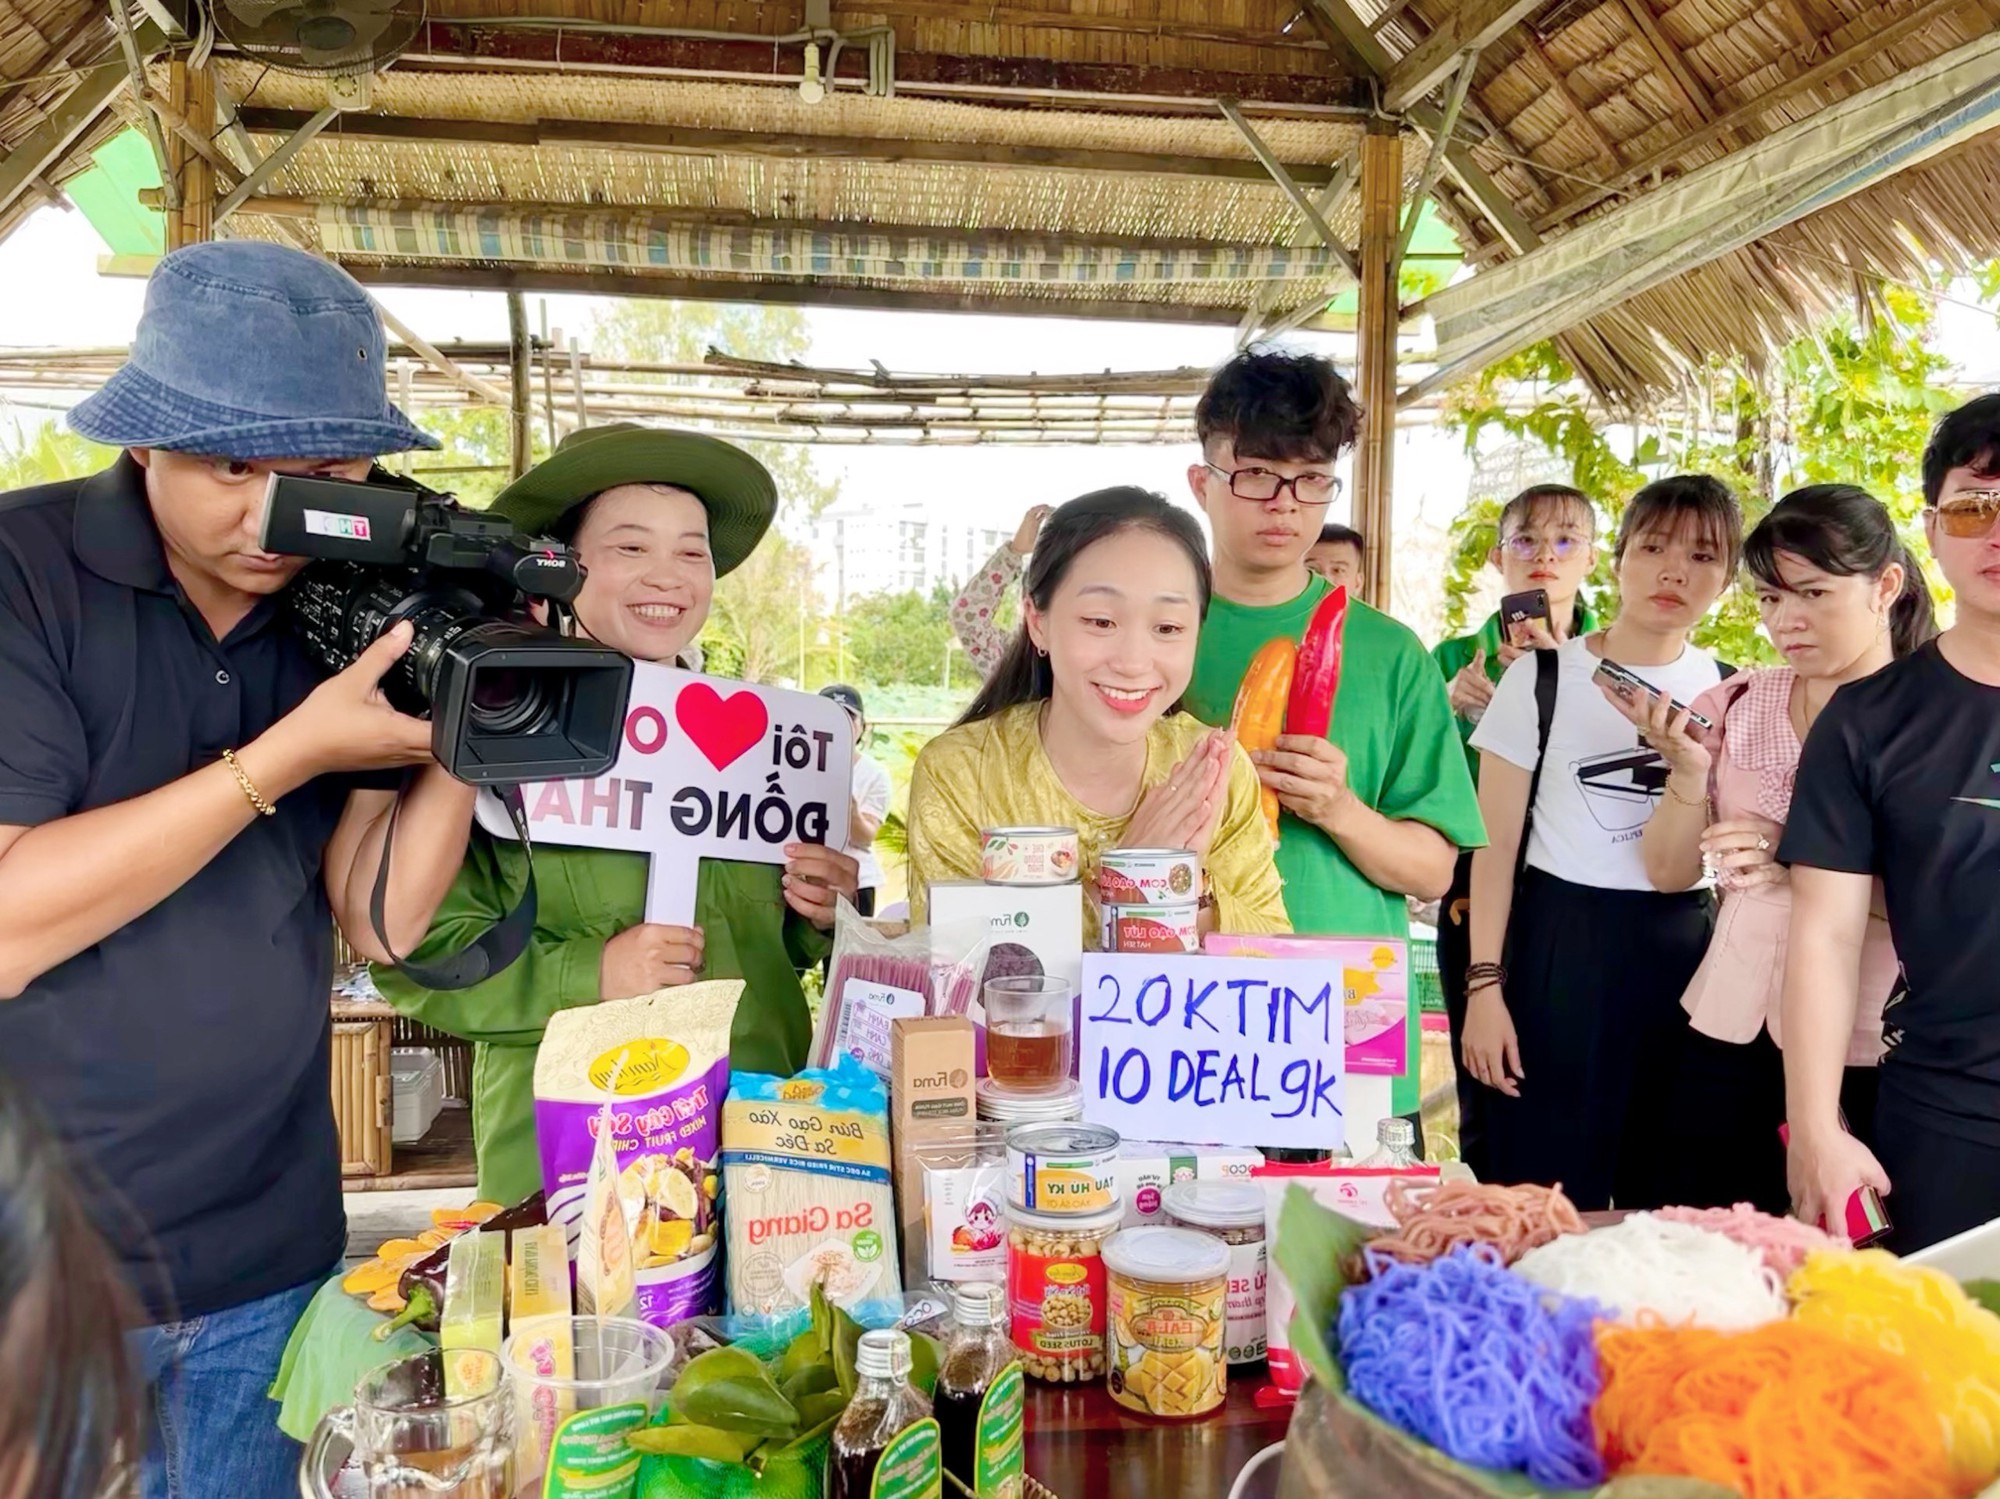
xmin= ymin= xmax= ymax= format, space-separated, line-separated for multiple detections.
xmin=4 ymin=0 xmax=1999 ymax=405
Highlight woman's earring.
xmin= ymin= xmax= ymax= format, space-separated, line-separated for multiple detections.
xmin=1036 ymin=646 xmax=1049 ymax=658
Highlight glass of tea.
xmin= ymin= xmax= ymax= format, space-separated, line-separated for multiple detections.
xmin=299 ymin=1348 xmax=514 ymax=1499
xmin=983 ymin=975 xmax=1075 ymax=1091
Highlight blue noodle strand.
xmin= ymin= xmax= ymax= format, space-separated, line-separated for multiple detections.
xmin=1336 ymin=1244 xmax=1605 ymax=1488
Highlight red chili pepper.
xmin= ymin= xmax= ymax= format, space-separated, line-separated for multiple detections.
xmin=1285 ymin=585 xmax=1349 ymax=739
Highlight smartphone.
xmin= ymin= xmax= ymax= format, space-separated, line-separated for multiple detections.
xmin=1593 ymin=659 xmax=1715 ymax=732
xmin=1777 ymin=1122 xmax=1893 ymax=1246
xmin=1498 ymin=589 xmax=1551 ymax=648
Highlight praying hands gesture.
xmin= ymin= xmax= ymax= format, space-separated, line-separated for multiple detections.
xmin=1124 ymin=729 xmax=1233 ymax=856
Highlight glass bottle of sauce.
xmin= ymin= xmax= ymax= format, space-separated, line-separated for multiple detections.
xmin=829 ymin=1330 xmax=943 ymax=1499
xmin=935 ymin=1284 xmax=1025 ymax=1496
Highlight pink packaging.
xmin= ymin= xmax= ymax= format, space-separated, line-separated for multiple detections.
xmin=1254 ymin=1160 xmax=1438 ymax=1398
xmin=1204 ymin=934 xmax=1410 ymax=1077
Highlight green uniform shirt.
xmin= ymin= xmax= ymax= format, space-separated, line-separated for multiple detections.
xmin=372 ymin=838 xmax=829 ymax=1204
xmin=1431 ymin=598 xmax=1600 ymax=781
xmin=1185 ymin=579 xmax=1487 ymax=943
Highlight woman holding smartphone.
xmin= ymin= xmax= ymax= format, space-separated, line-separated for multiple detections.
xmin=1461 ymin=475 xmax=1741 ymax=1208
xmin=907 ymin=486 xmax=1288 ymax=939
xmin=1612 ymin=486 xmax=1933 ymax=1212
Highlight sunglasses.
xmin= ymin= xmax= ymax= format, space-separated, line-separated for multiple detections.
xmin=1932 ymin=489 xmax=2000 ymax=538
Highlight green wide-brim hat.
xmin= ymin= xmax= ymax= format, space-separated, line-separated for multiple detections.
xmin=489 ymin=422 xmax=777 ymax=577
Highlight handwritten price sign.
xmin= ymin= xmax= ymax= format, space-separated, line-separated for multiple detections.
xmin=1078 ymin=952 xmax=1345 ymax=1152
xmin=475 ymin=663 xmax=853 ymax=925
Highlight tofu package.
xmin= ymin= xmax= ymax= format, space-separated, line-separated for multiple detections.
xmin=1117 ymin=1141 xmax=1266 ymax=1227
xmin=722 ymin=1055 xmax=902 ymax=1322
xmin=533 ymin=981 xmax=739 ymax=1331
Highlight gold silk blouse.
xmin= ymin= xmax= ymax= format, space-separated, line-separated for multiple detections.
xmin=906 ymin=702 xmax=1292 ymax=942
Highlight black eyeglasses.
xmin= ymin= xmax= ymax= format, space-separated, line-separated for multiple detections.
xmin=1206 ymin=463 xmax=1341 ymax=508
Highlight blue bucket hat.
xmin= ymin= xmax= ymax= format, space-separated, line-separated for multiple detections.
xmin=67 ymin=241 xmax=438 ymax=460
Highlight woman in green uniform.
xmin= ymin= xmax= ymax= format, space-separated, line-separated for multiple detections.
xmin=373 ymin=424 xmax=859 ymax=1204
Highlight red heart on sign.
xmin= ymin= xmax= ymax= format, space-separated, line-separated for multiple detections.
xmin=675 ymin=681 xmax=769 ymax=771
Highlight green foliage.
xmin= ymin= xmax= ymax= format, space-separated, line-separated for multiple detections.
xmin=0 ymin=420 xmax=120 ymax=488
xmin=585 ymin=300 xmax=838 ymax=521
xmin=407 ymin=406 xmax=533 ymax=507
xmin=702 ymin=529 xmax=824 ymax=685
xmin=1439 ymin=287 xmax=1960 ymax=667
xmin=838 ymin=587 xmax=980 ymax=693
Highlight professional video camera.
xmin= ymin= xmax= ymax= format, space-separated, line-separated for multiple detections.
xmin=261 ymin=473 xmax=633 ymax=785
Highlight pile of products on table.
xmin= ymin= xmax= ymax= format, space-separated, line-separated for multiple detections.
xmin=315 ymin=827 xmax=1437 ymax=1496
xmin=1272 ymin=1177 xmax=2000 ymax=1499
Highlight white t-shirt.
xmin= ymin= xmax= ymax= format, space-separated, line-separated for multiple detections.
xmin=1470 ymin=637 xmax=1723 ymax=890
xmin=850 ymin=753 xmax=893 ymax=891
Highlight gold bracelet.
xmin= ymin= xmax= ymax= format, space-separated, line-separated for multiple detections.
xmin=1665 ymin=776 xmax=1705 ymax=809
xmin=221 ymin=749 xmax=277 ymax=817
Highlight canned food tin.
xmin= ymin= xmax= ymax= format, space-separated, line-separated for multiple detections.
xmin=1101 ymin=901 xmax=1200 ymax=954
xmin=1007 ymin=1123 xmax=1121 ymax=1215
xmin=1102 ymin=1227 xmax=1230 ymax=1419
xmin=981 ymin=826 xmax=1080 ymax=886
xmin=1006 ymin=1201 xmax=1122 ymax=1383
xmin=1097 ymin=848 xmax=1200 ymax=906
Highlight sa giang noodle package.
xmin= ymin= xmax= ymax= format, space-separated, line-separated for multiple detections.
xmin=535 ymin=981 xmax=740 ymax=1330
xmin=722 ymin=1056 xmax=902 ymax=1323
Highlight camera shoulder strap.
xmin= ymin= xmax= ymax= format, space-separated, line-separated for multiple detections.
xmin=368 ymin=784 xmax=539 ymax=990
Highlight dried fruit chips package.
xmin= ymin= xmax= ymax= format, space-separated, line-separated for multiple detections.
xmin=535 ymin=981 xmax=741 ymax=1330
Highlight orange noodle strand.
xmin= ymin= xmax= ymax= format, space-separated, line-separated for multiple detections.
xmin=1788 ymin=1248 xmax=2000 ymax=1490
xmin=1593 ymin=1320 xmax=1962 ymax=1499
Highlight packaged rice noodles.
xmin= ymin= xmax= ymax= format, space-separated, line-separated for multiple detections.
xmin=722 ymin=1056 xmax=902 ymax=1321
xmin=534 ymin=981 xmax=739 ymax=1330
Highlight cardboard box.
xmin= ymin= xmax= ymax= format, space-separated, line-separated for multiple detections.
xmin=891 ymin=1016 xmax=978 ymax=1285
xmin=1117 ymin=1141 xmax=1266 ymax=1227
xmin=925 ymin=880 xmax=1085 ymax=995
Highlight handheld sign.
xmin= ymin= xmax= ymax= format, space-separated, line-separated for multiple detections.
xmin=474 ymin=662 xmax=852 ymax=926
xmin=1078 ymin=952 xmax=1344 ymax=1152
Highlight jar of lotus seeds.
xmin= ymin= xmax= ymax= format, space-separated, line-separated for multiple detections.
xmin=1004 ymin=1201 xmax=1120 ymax=1383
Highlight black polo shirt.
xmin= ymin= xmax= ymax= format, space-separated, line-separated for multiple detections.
xmin=0 ymin=455 xmax=349 ymax=1322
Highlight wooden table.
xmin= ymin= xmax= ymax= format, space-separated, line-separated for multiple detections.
xmin=1023 ymin=1376 xmax=1291 ymax=1498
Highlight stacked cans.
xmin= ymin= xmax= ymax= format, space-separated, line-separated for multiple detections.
xmin=1097 ymin=847 xmax=1202 ymax=953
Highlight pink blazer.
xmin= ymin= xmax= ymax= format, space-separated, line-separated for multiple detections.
xmin=1677 ymin=668 xmax=1895 ymax=1065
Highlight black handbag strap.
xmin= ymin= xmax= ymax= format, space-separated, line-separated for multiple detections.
xmin=1514 ymin=647 xmax=1561 ymax=884
xmin=368 ymin=784 xmax=539 ymax=990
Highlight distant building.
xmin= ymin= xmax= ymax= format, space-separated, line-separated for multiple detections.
xmin=804 ymin=499 xmax=1010 ymax=607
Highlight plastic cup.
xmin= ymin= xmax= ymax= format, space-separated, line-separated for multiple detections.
xmin=984 ymin=974 xmax=1075 ymax=1092
xmin=299 ymin=1348 xmax=513 ymax=1499
xmin=501 ymin=1316 xmax=673 ymax=1498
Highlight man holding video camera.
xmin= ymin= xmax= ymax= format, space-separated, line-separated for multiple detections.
xmin=0 ymin=242 xmax=481 ymax=1498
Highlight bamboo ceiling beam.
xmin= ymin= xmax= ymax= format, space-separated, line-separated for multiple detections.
xmin=233 ymin=107 xmax=1346 ymax=187
xmin=400 ymin=23 xmax=1372 ymax=111
xmin=1612 ymin=0 xmax=1720 ymax=129
xmin=1381 ymin=0 xmax=1541 ymax=112
xmin=825 ymin=0 xmax=1333 ymax=51
xmin=1533 ymin=0 xmax=1985 ymax=226
xmin=0 ymin=27 xmax=156 ymax=225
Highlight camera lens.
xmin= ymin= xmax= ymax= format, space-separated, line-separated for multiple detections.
xmin=468 ymin=666 xmax=556 ymax=736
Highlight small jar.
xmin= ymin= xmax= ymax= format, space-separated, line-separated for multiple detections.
xmin=978 ymin=1078 xmax=1083 ymax=1127
xmin=1161 ymin=1180 xmax=1268 ymax=1365
xmin=1004 ymin=1201 xmax=1121 ymax=1384
xmin=1102 ymin=1227 xmax=1230 ymax=1420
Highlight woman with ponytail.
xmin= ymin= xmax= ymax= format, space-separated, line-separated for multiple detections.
xmin=1613 ymin=484 xmax=1934 ymax=1212
xmin=907 ymin=487 xmax=1288 ymax=939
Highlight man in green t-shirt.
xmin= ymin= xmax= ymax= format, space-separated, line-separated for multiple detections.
xmin=1181 ymin=350 xmax=1487 ymax=1129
